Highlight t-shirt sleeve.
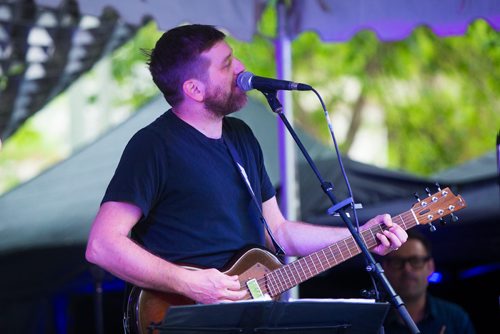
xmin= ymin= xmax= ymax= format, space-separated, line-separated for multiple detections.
xmin=102 ymin=129 xmax=167 ymax=217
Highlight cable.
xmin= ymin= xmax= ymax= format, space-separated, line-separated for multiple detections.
xmin=311 ymin=88 xmax=361 ymax=231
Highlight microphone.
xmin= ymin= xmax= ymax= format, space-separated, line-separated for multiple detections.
xmin=237 ymin=71 xmax=312 ymax=92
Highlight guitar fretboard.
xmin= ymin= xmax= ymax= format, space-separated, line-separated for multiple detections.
xmin=265 ymin=211 xmax=419 ymax=297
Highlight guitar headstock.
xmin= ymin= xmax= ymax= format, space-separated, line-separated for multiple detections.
xmin=411 ymin=187 xmax=467 ymax=229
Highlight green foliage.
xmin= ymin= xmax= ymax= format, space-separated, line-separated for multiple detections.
xmin=290 ymin=20 xmax=500 ymax=175
xmin=111 ymin=21 xmax=162 ymax=82
xmin=0 ymin=118 xmax=63 ymax=192
xmin=108 ymin=20 xmax=161 ymax=109
xmin=378 ymin=21 xmax=500 ymax=174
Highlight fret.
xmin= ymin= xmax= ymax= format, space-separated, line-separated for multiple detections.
xmin=347 ymin=238 xmax=355 ymax=254
xmin=345 ymin=238 xmax=353 ymax=254
xmin=285 ymin=266 xmax=297 ymax=290
xmin=344 ymin=239 xmax=353 ymax=257
xmin=266 ymin=272 xmax=279 ymax=296
xmin=275 ymin=269 xmax=287 ymax=292
xmin=371 ymin=226 xmax=383 ymax=248
xmin=297 ymin=257 xmax=310 ymax=279
xmin=290 ymin=261 xmax=300 ymax=282
xmin=360 ymin=229 xmax=369 ymax=244
xmin=321 ymin=249 xmax=329 ymax=266
xmin=397 ymin=214 xmax=406 ymax=229
xmin=334 ymin=242 xmax=344 ymax=261
xmin=279 ymin=267 xmax=293 ymax=290
xmin=342 ymin=242 xmax=350 ymax=259
xmin=323 ymin=250 xmax=331 ymax=267
xmin=269 ymin=271 xmax=280 ymax=296
xmin=325 ymin=246 xmax=335 ymax=265
xmin=304 ymin=254 xmax=317 ymax=276
xmin=366 ymin=228 xmax=377 ymax=248
xmin=315 ymin=252 xmax=325 ymax=272
xmin=289 ymin=262 xmax=299 ymax=285
xmin=266 ymin=272 xmax=277 ymax=296
xmin=349 ymin=238 xmax=360 ymax=253
xmin=280 ymin=266 xmax=290 ymax=289
xmin=330 ymin=245 xmax=341 ymax=265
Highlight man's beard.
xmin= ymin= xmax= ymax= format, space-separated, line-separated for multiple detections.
xmin=204 ymin=84 xmax=247 ymax=117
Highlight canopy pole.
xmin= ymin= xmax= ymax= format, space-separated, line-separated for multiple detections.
xmin=275 ymin=0 xmax=299 ymax=300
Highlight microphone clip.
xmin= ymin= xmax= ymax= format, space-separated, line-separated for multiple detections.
xmin=259 ymin=89 xmax=283 ymax=114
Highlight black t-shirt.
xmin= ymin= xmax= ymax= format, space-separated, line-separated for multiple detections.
xmin=102 ymin=109 xmax=276 ymax=269
xmin=384 ymin=294 xmax=476 ymax=334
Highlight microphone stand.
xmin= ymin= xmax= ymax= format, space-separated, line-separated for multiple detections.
xmin=259 ymin=89 xmax=420 ymax=334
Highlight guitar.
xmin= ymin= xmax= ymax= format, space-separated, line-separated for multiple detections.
xmin=125 ymin=187 xmax=466 ymax=334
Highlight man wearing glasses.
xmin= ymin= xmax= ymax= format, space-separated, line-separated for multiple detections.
xmin=381 ymin=229 xmax=476 ymax=334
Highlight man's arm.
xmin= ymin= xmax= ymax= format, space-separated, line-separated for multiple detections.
xmin=262 ymin=196 xmax=407 ymax=257
xmin=85 ymin=201 xmax=246 ymax=304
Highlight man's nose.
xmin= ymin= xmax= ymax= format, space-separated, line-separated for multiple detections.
xmin=234 ymin=58 xmax=245 ymax=73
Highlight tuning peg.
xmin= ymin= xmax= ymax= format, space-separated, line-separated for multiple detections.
xmin=429 ymin=223 xmax=437 ymax=232
xmin=425 ymin=187 xmax=432 ymax=196
xmin=414 ymin=192 xmax=421 ymax=201
xmin=439 ymin=217 xmax=447 ymax=226
xmin=435 ymin=182 xmax=442 ymax=191
xmin=450 ymin=213 xmax=459 ymax=223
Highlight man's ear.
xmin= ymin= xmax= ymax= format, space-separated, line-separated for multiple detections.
xmin=182 ymin=79 xmax=205 ymax=102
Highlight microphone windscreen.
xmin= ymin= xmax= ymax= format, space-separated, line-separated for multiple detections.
xmin=236 ymin=72 xmax=254 ymax=92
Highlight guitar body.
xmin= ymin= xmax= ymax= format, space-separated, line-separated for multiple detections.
xmin=125 ymin=247 xmax=284 ymax=334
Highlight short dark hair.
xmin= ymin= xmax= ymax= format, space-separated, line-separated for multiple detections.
xmin=406 ymin=229 xmax=432 ymax=256
xmin=146 ymin=24 xmax=226 ymax=106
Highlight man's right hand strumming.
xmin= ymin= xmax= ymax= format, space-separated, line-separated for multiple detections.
xmin=178 ymin=268 xmax=247 ymax=304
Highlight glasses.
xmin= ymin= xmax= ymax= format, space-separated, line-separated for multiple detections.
xmin=384 ymin=256 xmax=431 ymax=270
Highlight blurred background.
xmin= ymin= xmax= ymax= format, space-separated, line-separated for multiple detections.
xmin=0 ymin=0 xmax=499 ymax=333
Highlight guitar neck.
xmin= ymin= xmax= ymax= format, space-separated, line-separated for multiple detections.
xmin=266 ymin=210 xmax=419 ymax=296
xmin=263 ymin=187 xmax=466 ymax=296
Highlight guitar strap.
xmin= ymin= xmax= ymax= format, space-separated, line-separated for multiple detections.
xmin=223 ymin=134 xmax=286 ymax=257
